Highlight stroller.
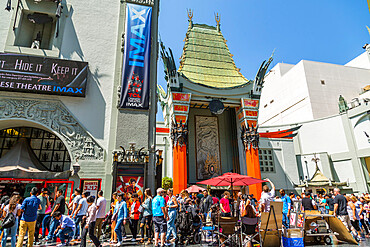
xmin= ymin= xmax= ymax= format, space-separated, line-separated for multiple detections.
xmin=176 ymin=205 xmax=202 ymax=245
xmin=101 ymin=210 xmax=112 ymax=240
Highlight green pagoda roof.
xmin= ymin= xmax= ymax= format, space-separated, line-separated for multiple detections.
xmin=178 ymin=22 xmax=250 ymax=88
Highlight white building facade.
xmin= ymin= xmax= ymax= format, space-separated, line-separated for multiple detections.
xmin=256 ymin=49 xmax=370 ymax=194
xmin=259 ymin=52 xmax=370 ymax=126
xmin=0 ymin=0 xmax=157 ymax=199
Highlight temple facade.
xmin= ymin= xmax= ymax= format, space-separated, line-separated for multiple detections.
xmin=158 ymin=14 xmax=274 ymax=196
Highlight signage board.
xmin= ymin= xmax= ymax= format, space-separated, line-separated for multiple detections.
xmin=82 ymin=180 xmax=100 ymax=199
xmin=172 ymin=92 xmax=191 ymax=102
xmin=119 ymin=3 xmax=152 ymax=109
xmin=0 ymin=53 xmax=88 ymax=97
xmin=242 ymin=99 xmax=259 ymax=108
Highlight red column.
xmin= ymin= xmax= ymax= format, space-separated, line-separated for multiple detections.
xmin=246 ymin=147 xmax=262 ymax=200
xmin=173 ymin=145 xmax=187 ymax=195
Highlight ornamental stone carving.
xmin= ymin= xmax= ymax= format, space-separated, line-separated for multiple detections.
xmin=0 ymin=97 xmax=104 ymax=161
xmin=170 ymin=119 xmax=188 ymax=147
xmin=241 ymin=123 xmax=259 ymax=150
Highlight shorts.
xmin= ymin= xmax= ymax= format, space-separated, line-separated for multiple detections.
xmin=153 ymin=216 xmax=167 ymax=233
xmin=351 ymin=220 xmax=361 ymax=231
xmin=338 ymin=215 xmax=352 ymax=231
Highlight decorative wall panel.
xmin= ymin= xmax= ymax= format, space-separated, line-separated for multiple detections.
xmin=0 ymin=97 xmax=104 ymax=161
xmin=195 ymin=116 xmax=221 ymax=180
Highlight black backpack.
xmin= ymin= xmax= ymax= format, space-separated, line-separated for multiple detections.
xmin=1 ymin=212 xmax=16 ymax=229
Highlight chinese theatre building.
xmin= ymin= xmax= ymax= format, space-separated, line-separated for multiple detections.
xmin=0 ymin=0 xmax=159 ymax=201
xmin=0 ymin=0 xmax=127 ymax=200
xmin=159 ymin=13 xmax=275 ymax=197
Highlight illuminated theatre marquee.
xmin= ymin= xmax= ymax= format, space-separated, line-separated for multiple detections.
xmin=0 ymin=53 xmax=88 ymax=97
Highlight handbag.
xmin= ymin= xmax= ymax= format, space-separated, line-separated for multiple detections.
xmin=1 ymin=212 xmax=16 ymax=229
xmin=112 ymin=212 xmax=118 ymax=222
xmin=112 ymin=201 xmax=123 ymax=222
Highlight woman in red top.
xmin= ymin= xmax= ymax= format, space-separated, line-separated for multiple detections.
xmin=129 ymin=193 xmax=141 ymax=242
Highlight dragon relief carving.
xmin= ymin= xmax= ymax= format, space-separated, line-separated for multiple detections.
xmin=0 ymin=98 xmax=104 ymax=161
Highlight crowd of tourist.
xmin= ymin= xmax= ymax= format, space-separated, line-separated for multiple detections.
xmin=1 ymin=182 xmax=370 ymax=246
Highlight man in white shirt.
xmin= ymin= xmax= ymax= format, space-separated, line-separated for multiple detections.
xmin=260 ymin=178 xmax=275 ymax=212
xmin=94 ymin=190 xmax=106 ymax=240
xmin=72 ymin=191 xmax=88 ymax=241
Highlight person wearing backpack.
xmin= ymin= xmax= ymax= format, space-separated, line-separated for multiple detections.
xmin=1 ymin=194 xmax=21 ymax=247
xmin=16 ymin=187 xmax=41 ymax=247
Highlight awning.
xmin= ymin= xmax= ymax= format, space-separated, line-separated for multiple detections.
xmin=0 ymin=138 xmax=70 ymax=180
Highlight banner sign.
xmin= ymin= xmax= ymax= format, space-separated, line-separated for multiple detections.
xmin=0 ymin=53 xmax=88 ymax=97
xmin=119 ymin=3 xmax=152 ymax=109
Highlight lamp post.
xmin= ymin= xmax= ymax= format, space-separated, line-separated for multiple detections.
xmin=147 ymin=0 xmax=159 ymax=192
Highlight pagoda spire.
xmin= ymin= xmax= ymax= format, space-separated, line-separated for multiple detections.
xmin=215 ymin=13 xmax=221 ymax=32
xmin=187 ymin=9 xmax=193 ymax=29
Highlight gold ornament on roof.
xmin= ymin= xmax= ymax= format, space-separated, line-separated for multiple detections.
xmin=215 ymin=13 xmax=221 ymax=25
xmin=187 ymin=9 xmax=193 ymax=21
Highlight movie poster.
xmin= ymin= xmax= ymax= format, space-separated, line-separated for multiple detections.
xmin=116 ymin=175 xmax=144 ymax=201
xmin=297 ymin=213 xmax=305 ymax=228
xmin=290 ymin=212 xmax=297 ymax=227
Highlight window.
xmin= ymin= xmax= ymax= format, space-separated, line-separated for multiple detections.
xmin=0 ymin=127 xmax=71 ymax=172
xmin=259 ymin=149 xmax=275 ymax=173
xmin=14 ymin=11 xmax=56 ymax=50
xmin=4 ymin=0 xmax=67 ymax=57
xmin=321 ymin=80 xmax=325 ymax=85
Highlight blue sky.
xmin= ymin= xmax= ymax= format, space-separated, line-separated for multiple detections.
xmin=156 ymin=0 xmax=370 ymax=121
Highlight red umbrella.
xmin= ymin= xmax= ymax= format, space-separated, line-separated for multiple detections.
xmin=197 ymin=173 xmax=266 ymax=192
xmin=186 ymin=185 xmax=205 ymax=193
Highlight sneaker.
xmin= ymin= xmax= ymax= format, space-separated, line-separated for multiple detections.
xmin=130 ymin=238 xmax=136 ymax=242
xmin=116 ymin=241 xmax=122 ymax=246
xmin=66 ymin=237 xmax=73 ymax=245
